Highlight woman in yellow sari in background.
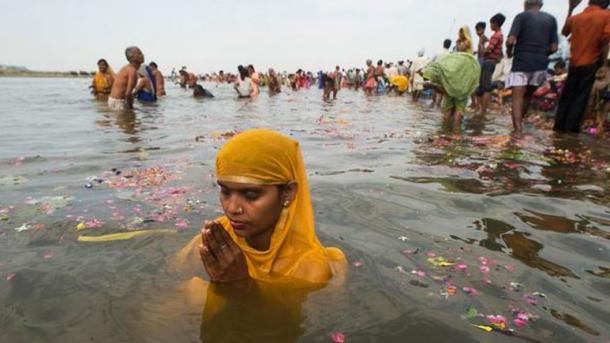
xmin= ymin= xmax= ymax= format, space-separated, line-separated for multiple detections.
xmin=456 ymin=26 xmax=474 ymax=54
xmin=176 ymin=129 xmax=346 ymax=342
xmin=90 ymin=59 xmax=114 ymax=100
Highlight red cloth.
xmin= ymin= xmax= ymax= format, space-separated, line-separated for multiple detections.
xmin=485 ymin=30 xmax=504 ymax=61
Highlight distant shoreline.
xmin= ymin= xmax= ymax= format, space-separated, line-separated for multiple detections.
xmin=0 ymin=70 xmax=90 ymax=78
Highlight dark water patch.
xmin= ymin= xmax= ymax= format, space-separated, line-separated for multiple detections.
xmin=502 ymin=232 xmax=578 ymax=278
xmin=550 ymin=310 xmax=600 ymax=336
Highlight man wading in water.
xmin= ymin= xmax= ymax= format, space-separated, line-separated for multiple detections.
xmin=108 ymin=46 xmax=144 ymax=110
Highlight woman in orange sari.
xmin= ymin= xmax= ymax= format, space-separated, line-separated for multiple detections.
xmin=90 ymin=59 xmax=114 ymax=100
xmin=177 ymin=129 xmax=346 ymax=342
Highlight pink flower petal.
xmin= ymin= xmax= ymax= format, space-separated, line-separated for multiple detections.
xmin=6 ymin=273 xmax=16 ymax=281
xmin=462 ymin=287 xmax=478 ymax=295
xmin=479 ymin=266 xmax=490 ymax=274
xmin=330 ymin=332 xmax=345 ymax=343
xmin=353 ymin=260 xmax=364 ymax=268
xmin=513 ymin=318 xmax=528 ymax=328
xmin=455 ymin=263 xmax=468 ymax=271
xmin=43 ymin=252 xmax=53 ymax=261
xmin=524 ymin=295 xmax=538 ymax=306
xmin=426 ymin=252 xmax=436 ymax=258
xmin=175 ymin=218 xmax=189 ymax=229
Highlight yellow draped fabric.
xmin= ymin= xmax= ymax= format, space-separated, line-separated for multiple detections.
xmin=459 ymin=26 xmax=474 ymax=54
xmin=214 ymin=128 xmax=346 ymax=284
xmin=389 ymin=75 xmax=409 ymax=93
xmin=172 ymin=130 xmax=346 ymax=341
xmin=92 ymin=68 xmax=114 ymax=94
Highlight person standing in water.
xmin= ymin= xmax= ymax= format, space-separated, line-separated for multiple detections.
xmin=268 ymin=68 xmax=282 ymax=95
xmin=364 ymin=59 xmax=377 ymax=96
xmin=333 ymin=65 xmax=342 ymax=100
xmin=90 ymin=59 xmax=114 ymax=100
xmin=248 ymin=65 xmax=261 ymax=96
xmin=554 ymin=0 xmax=610 ymax=133
xmin=234 ymin=65 xmax=256 ymax=98
xmin=149 ymin=62 xmax=166 ymax=97
xmin=477 ymin=13 xmax=506 ymax=116
xmin=456 ymin=26 xmax=474 ymax=54
xmin=410 ymin=50 xmax=428 ymax=102
xmin=134 ymin=64 xmax=157 ymax=103
xmin=506 ymin=0 xmax=558 ymax=134
xmin=108 ymin=46 xmax=144 ymax=110
xmin=195 ymin=129 xmax=346 ymax=284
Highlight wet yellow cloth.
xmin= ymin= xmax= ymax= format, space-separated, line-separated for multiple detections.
xmin=389 ymin=75 xmax=409 ymax=92
xmin=92 ymin=69 xmax=114 ymax=94
xmin=214 ymin=128 xmax=346 ymax=284
xmin=78 ymin=229 xmax=173 ymax=242
xmin=458 ymin=26 xmax=474 ymax=54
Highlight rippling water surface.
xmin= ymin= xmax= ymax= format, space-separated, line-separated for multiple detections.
xmin=0 ymin=77 xmax=609 ymax=342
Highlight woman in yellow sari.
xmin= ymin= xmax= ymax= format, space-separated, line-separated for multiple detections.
xmin=90 ymin=59 xmax=114 ymax=100
xmin=456 ymin=26 xmax=474 ymax=54
xmin=177 ymin=129 xmax=346 ymax=342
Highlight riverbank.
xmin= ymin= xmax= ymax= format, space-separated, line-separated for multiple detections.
xmin=0 ymin=70 xmax=90 ymax=78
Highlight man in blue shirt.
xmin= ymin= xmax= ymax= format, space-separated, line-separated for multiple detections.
xmin=506 ymin=0 xmax=559 ymax=134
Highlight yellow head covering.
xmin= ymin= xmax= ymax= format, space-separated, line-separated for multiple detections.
xmin=459 ymin=26 xmax=474 ymax=54
xmin=215 ymin=129 xmax=345 ymax=284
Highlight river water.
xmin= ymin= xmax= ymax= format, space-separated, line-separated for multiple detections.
xmin=0 ymin=77 xmax=608 ymax=342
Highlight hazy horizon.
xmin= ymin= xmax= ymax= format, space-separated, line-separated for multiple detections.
xmin=1 ymin=0 xmax=579 ymax=74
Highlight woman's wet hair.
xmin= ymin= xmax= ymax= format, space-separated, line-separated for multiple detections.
xmin=97 ymin=59 xmax=108 ymax=66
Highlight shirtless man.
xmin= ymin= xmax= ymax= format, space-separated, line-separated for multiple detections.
xmin=108 ymin=46 xmax=144 ymax=110
xmin=149 ymin=62 xmax=166 ymax=96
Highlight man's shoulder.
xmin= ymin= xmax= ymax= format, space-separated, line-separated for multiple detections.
xmin=540 ymin=11 xmax=557 ymax=22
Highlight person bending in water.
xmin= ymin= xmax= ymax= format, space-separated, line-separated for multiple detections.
xmin=108 ymin=46 xmax=144 ymax=110
xmin=149 ymin=62 xmax=166 ymax=96
xmin=193 ymin=84 xmax=215 ymax=98
xmin=423 ymin=51 xmax=481 ymax=132
xmin=197 ymin=129 xmax=346 ymax=284
xmin=90 ymin=58 xmax=114 ymax=100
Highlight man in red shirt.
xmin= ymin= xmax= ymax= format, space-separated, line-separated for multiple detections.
xmin=477 ymin=13 xmax=506 ymax=116
xmin=554 ymin=0 xmax=610 ymax=133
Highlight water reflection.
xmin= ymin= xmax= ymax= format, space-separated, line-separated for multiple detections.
xmin=96 ymin=111 xmax=140 ymax=143
xmin=502 ymin=231 xmax=577 ymax=278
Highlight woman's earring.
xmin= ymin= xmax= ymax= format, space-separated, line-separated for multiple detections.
xmin=283 ymin=200 xmax=290 ymax=207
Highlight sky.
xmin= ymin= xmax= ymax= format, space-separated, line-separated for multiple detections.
xmin=0 ymin=0 xmax=580 ymax=74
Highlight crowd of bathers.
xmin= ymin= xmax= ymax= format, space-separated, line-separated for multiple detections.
xmin=90 ymin=0 xmax=610 ymax=136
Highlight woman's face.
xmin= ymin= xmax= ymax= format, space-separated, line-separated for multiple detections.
xmin=218 ymin=181 xmax=296 ymax=247
xmin=98 ymin=62 xmax=108 ymax=73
